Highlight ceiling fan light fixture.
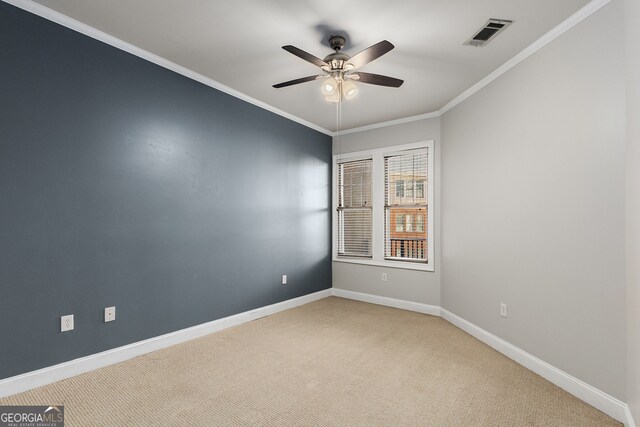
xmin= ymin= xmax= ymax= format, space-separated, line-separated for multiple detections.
xmin=324 ymin=90 xmax=341 ymax=103
xmin=274 ymin=36 xmax=404 ymax=101
xmin=321 ymin=77 xmax=338 ymax=96
xmin=342 ymin=79 xmax=358 ymax=100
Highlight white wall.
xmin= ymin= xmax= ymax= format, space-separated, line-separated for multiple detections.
xmin=332 ymin=117 xmax=441 ymax=306
xmin=625 ymin=0 xmax=640 ymax=421
xmin=441 ymin=1 xmax=626 ymax=400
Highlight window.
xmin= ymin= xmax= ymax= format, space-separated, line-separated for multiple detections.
xmin=406 ymin=214 xmax=413 ymax=232
xmin=405 ymin=181 xmax=414 ymax=198
xmin=333 ymin=141 xmax=434 ymax=271
xmin=336 ymin=158 xmax=372 ymax=258
xmin=385 ymin=150 xmax=428 ymax=262
xmin=416 ymin=181 xmax=425 ymax=199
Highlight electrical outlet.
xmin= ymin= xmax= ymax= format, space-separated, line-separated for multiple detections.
xmin=104 ymin=306 xmax=116 ymax=323
xmin=281 ymin=274 xmax=287 ymax=285
xmin=61 ymin=314 xmax=74 ymax=332
xmin=500 ymin=303 xmax=508 ymax=318
xmin=381 ymin=273 xmax=388 ymax=282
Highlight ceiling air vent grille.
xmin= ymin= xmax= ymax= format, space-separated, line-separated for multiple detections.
xmin=464 ymin=19 xmax=512 ymax=47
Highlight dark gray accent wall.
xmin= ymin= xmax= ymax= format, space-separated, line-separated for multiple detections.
xmin=0 ymin=3 xmax=331 ymax=379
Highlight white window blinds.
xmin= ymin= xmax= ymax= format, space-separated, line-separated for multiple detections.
xmin=337 ymin=158 xmax=372 ymax=258
xmin=384 ymin=150 xmax=428 ymax=262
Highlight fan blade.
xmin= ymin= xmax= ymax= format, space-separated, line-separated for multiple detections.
xmin=350 ymin=72 xmax=404 ymax=88
xmin=273 ymin=75 xmax=322 ymax=88
xmin=347 ymin=40 xmax=394 ymax=69
xmin=282 ymin=45 xmax=328 ymax=68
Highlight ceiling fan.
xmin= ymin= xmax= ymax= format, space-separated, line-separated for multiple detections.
xmin=273 ymin=35 xmax=404 ymax=102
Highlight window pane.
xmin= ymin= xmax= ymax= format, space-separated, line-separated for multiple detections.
xmin=384 ymin=150 xmax=428 ymax=262
xmin=406 ymin=181 xmax=413 ymax=199
xmin=416 ymin=181 xmax=425 ymax=199
xmin=339 ymin=208 xmax=372 ymax=257
xmin=396 ymin=214 xmax=404 ymax=232
xmin=395 ymin=180 xmax=404 ymax=198
xmin=386 ymin=152 xmax=427 ymax=206
xmin=340 ymin=160 xmax=372 ymax=208
xmin=338 ymin=159 xmax=372 ymax=258
xmin=385 ymin=208 xmax=427 ymax=261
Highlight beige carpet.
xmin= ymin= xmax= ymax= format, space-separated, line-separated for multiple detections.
xmin=1 ymin=297 xmax=620 ymax=426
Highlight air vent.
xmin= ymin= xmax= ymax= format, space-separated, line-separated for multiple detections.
xmin=464 ymin=19 xmax=512 ymax=47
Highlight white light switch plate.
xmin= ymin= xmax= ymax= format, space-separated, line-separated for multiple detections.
xmin=500 ymin=303 xmax=508 ymax=318
xmin=281 ymin=275 xmax=287 ymax=285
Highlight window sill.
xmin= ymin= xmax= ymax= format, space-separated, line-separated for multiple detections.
xmin=332 ymin=257 xmax=434 ymax=272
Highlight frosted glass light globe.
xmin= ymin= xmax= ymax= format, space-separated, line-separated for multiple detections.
xmin=342 ymin=80 xmax=358 ymax=100
xmin=321 ymin=77 xmax=338 ymax=96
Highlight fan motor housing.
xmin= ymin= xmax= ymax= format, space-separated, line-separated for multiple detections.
xmin=325 ymin=36 xmax=350 ymax=70
xmin=328 ymin=35 xmax=346 ymax=51
xmin=323 ymin=52 xmax=350 ymax=65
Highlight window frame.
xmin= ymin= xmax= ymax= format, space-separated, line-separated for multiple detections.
xmin=332 ymin=141 xmax=435 ymax=272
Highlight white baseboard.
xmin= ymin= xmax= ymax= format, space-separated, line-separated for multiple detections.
xmin=440 ymin=308 xmax=629 ymax=425
xmin=1 ymin=287 xmax=634 ymax=427
xmin=625 ymin=405 xmax=637 ymax=427
xmin=330 ymin=289 xmax=631 ymax=425
xmin=0 ymin=289 xmax=332 ymax=398
xmin=331 ymin=288 xmax=441 ymax=316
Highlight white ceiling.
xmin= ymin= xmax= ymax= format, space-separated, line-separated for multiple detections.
xmin=33 ymin=0 xmax=590 ymax=132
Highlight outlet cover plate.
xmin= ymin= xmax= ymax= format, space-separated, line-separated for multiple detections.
xmin=61 ymin=314 xmax=74 ymax=332
xmin=104 ymin=306 xmax=116 ymax=322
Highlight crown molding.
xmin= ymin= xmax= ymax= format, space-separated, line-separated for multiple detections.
xmin=336 ymin=111 xmax=441 ymax=136
xmin=335 ymin=0 xmax=612 ymax=137
xmin=439 ymin=0 xmax=612 ymax=115
xmin=1 ymin=0 xmax=334 ymax=137
xmin=3 ymin=0 xmax=612 ymax=138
